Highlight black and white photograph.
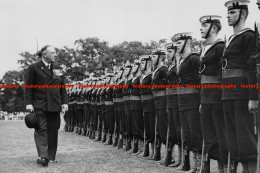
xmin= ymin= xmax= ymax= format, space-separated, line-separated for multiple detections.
xmin=0 ymin=0 xmax=260 ymax=172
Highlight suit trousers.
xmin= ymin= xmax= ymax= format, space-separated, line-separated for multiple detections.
xmin=34 ymin=111 xmax=60 ymax=160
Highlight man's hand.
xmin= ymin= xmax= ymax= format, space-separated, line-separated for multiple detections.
xmin=248 ymin=100 xmax=258 ymax=114
xmin=26 ymin=104 xmax=34 ymax=112
xmin=61 ymin=104 xmax=68 ymax=115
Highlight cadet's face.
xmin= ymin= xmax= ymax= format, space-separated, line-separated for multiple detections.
xmin=140 ymin=60 xmax=146 ymax=70
xmin=132 ymin=64 xmax=138 ymax=73
xmin=123 ymin=68 xmax=130 ymax=76
xmin=175 ymin=40 xmax=185 ymax=53
xmin=152 ymin=55 xmax=158 ymax=65
xmin=227 ymin=9 xmax=239 ymax=26
xmin=167 ymin=49 xmax=175 ymax=63
xmin=43 ymin=47 xmax=56 ymax=63
xmin=200 ymin=23 xmax=210 ymax=38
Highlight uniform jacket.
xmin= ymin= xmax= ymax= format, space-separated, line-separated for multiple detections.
xmin=152 ymin=65 xmax=168 ymax=91
xmin=200 ymin=40 xmax=224 ymax=104
xmin=222 ymin=29 xmax=257 ymax=100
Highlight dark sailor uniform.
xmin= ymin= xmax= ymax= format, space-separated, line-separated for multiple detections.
xmin=177 ymin=52 xmax=202 ymax=152
xmin=152 ymin=65 xmax=168 ymax=145
xmin=123 ymin=79 xmax=133 ymax=150
xmin=222 ymin=29 xmax=257 ymax=162
xmin=141 ymin=72 xmax=156 ymax=157
xmin=115 ymin=80 xmax=126 ymax=149
xmin=200 ymin=40 xmax=228 ymax=163
xmin=166 ymin=64 xmax=180 ymax=146
xmin=130 ymin=76 xmax=144 ymax=141
xmin=105 ymin=86 xmax=115 ymax=145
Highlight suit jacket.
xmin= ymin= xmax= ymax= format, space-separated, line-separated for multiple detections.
xmin=24 ymin=60 xmax=68 ymax=113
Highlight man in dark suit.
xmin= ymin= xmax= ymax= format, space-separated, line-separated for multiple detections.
xmin=24 ymin=45 xmax=68 ymax=167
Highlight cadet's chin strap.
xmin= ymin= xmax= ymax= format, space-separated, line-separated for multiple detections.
xmin=205 ymin=23 xmax=214 ymax=39
xmin=180 ymin=39 xmax=188 ymax=54
xmin=144 ymin=60 xmax=148 ymax=71
xmin=234 ymin=9 xmax=243 ymax=26
xmin=134 ymin=64 xmax=140 ymax=75
xmin=119 ymin=69 xmax=124 ymax=79
xmin=155 ymin=54 xmax=161 ymax=66
xmin=126 ymin=67 xmax=132 ymax=78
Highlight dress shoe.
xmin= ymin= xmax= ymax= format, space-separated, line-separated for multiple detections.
xmin=37 ymin=158 xmax=49 ymax=167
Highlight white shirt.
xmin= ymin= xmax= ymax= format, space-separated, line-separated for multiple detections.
xmin=42 ymin=58 xmax=51 ymax=69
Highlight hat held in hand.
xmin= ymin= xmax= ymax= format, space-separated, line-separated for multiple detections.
xmin=24 ymin=112 xmax=38 ymax=129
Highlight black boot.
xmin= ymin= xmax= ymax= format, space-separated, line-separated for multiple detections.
xmin=201 ymin=153 xmax=210 ymax=173
xmin=83 ymin=129 xmax=87 ymax=136
xmin=178 ymin=148 xmax=190 ymax=171
xmin=117 ymin=136 xmax=123 ymax=149
xmin=75 ymin=126 xmax=79 ymax=134
xmin=91 ymin=131 xmax=96 ymax=140
xmin=107 ymin=134 xmax=113 ymax=145
xmin=77 ymin=127 xmax=82 ymax=135
xmin=95 ymin=132 xmax=102 ymax=142
xmin=125 ymin=138 xmax=132 ymax=152
xmin=101 ymin=133 xmax=107 ymax=143
xmin=132 ymin=139 xmax=138 ymax=154
xmin=113 ymin=134 xmax=119 ymax=147
xmin=230 ymin=160 xmax=238 ymax=173
xmin=153 ymin=140 xmax=161 ymax=161
xmin=165 ymin=142 xmax=174 ymax=167
xmin=143 ymin=141 xmax=150 ymax=158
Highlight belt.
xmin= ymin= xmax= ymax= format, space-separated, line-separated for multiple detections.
xmin=201 ymin=75 xmax=221 ymax=84
xmin=166 ymin=88 xmax=178 ymax=95
xmin=105 ymin=101 xmax=114 ymax=105
xmin=97 ymin=103 xmax=101 ymax=105
xmin=83 ymin=100 xmax=90 ymax=103
xmin=153 ymin=90 xmax=166 ymax=97
xmin=116 ymin=98 xmax=124 ymax=102
xmin=90 ymin=102 xmax=96 ymax=105
xmin=78 ymin=102 xmax=84 ymax=105
xmin=101 ymin=101 xmax=105 ymax=104
xmin=141 ymin=94 xmax=153 ymax=101
xmin=130 ymin=95 xmax=141 ymax=101
xmin=222 ymin=69 xmax=247 ymax=79
xmin=123 ymin=96 xmax=130 ymax=101
xmin=177 ymin=87 xmax=199 ymax=95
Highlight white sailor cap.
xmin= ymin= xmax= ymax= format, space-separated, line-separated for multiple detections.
xmin=225 ymin=0 xmax=250 ymax=10
xmin=140 ymin=55 xmax=152 ymax=61
xmin=151 ymin=49 xmax=167 ymax=55
xmin=199 ymin=15 xmax=222 ymax=24
xmin=172 ymin=32 xmax=193 ymax=42
xmin=164 ymin=43 xmax=176 ymax=50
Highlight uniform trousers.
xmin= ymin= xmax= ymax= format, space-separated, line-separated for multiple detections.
xmin=97 ymin=105 xmax=103 ymax=133
xmin=142 ymin=99 xmax=156 ymax=143
xmin=154 ymin=95 xmax=168 ymax=144
xmin=167 ymin=94 xmax=180 ymax=146
xmin=105 ymin=105 xmax=115 ymax=134
xmin=223 ymin=100 xmax=257 ymax=162
xmin=114 ymin=102 xmax=120 ymax=134
xmin=179 ymin=108 xmax=202 ymax=152
xmin=201 ymin=103 xmax=228 ymax=163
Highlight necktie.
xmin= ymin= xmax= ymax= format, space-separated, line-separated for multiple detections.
xmin=47 ymin=64 xmax=51 ymax=69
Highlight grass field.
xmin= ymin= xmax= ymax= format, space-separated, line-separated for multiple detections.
xmin=0 ymin=120 xmax=243 ymax=173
